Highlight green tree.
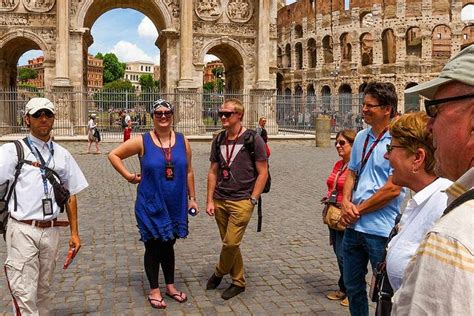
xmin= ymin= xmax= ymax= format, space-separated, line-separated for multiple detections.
xmin=103 ymin=79 xmax=134 ymax=90
xmin=94 ymin=80 xmax=136 ymax=111
xmin=139 ymin=74 xmax=155 ymax=90
xmin=212 ymin=67 xmax=223 ymax=79
xmin=100 ymin=53 xmax=125 ymax=84
xmin=17 ymin=68 xmax=38 ymax=83
xmin=203 ymin=82 xmax=214 ymax=91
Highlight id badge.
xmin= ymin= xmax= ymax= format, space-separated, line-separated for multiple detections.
xmin=222 ymin=167 xmax=231 ymax=181
xmin=165 ymin=163 xmax=174 ymax=181
xmin=42 ymin=198 xmax=53 ymax=216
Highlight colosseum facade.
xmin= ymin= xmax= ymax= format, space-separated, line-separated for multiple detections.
xmin=276 ymin=0 xmax=474 ymax=116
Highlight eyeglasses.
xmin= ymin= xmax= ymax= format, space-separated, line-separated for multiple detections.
xmin=334 ymin=140 xmax=347 ymax=147
xmin=154 ymin=111 xmax=173 ymax=118
xmin=218 ymin=111 xmax=236 ymax=118
xmin=30 ymin=110 xmax=54 ymax=118
xmin=386 ymin=144 xmax=405 ymax=153
xmin=362 ymin=103 xmax=384 ymax=109
xmin=424 ymin=93 xmax=474 ymax=118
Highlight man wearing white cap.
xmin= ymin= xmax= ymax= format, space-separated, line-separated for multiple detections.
xmin=392 ymin=45 xmax=474 ymax=315
xmin=0 ymin=97 xmax=88 ymax=315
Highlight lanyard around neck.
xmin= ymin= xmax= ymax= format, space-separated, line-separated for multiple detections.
xmin=359 ymin=127 xmax=388 ymax=174
xmin=26 ymin=137 xmax=54 ymax=196
xmin=155 ymin=130 xmax=172 ymax=164
xmin=225 ymin=126 xmax=243 ymax=166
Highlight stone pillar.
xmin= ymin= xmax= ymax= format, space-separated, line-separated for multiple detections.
xmin=174 ymin=88 xmax=206 ymax=135
xmin=158 ymin=30 xmax=180 ymax=90
xmin=53 ymin=0 xmax=71 ymax=87
xmin=256 ymin=0 xmax=272 ymax=89
xmin=178 ymin=0 xmax=194 ymax=88
xmin=315 ymin=115 xmax=331 ymax=147
xmin=249 ymin=89 xmax=278 ymax=134
xmin=47 ymin=87 xmax=75 ymax=136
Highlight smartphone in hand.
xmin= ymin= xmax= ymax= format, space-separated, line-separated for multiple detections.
xmin=63 ymin=247 xmax=76 ymax=269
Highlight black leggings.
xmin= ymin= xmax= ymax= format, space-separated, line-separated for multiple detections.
xmin=144 ymin=239 xmax=176 ymax=289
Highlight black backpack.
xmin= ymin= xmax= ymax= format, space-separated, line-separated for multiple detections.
xmin=0 ymin=141 xmax=25 ymax=239
xmin=214 ymin=129 xmax=271 ymax=231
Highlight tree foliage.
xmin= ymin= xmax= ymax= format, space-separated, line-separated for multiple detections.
xmin=18 ymin=68 xmax=38 ymax=83
xmin=139 ymin=74 xmax=155 ymax=90
xmin=99 ymin=53 xmax=125 ymax=84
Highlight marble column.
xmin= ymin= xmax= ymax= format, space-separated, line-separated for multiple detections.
xmin=256 ymin=0 xmax=272 ymax=89
xmin=53 ymin=0 xmax=71 ymax=87
xmin=178 ymin=0 xmax=194 ymax=88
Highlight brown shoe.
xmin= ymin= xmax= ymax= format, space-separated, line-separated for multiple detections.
xmin=206 ymin=273 xmax=222 ymax=290
xmin=340 ymin=297 xmax=349 ymax=307
xmin=326 ymin=290 xmax=346 ymax=300
xmin=221 ymin=284 xmax=245 ymax=300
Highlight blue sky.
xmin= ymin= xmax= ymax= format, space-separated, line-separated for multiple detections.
xmin=18 ymin=2 xmax=474 ymax=66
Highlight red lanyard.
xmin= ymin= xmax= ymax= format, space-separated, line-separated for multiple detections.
xmin=155 ymin=130 xmax=172 ymax=163
xmin=359 ymin=127 xmax=388 ymax=173
xmin=225 ymin=126 xmax=242 ymax=166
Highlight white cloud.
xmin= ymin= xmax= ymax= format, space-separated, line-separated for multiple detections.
xmin=461 ymin=5 xmax=474 ymax=22
xmin=153 ymin=53 xmax=160 ymax=65
xmin=111 ymin=41 xmax=153 ymax=63
xmin=204 ymin=54 xmax=219 ymax=63
xmin=138 ymin=17 xmax=158 ymax=39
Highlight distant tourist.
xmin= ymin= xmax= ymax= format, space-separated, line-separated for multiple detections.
xmin=87 ymin=113 xmax=101 ymax=154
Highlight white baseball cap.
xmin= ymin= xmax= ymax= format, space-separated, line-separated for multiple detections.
xmin=405 ymin=44 xmax=474 ymax=99
xmin=25 ymin=97 xmax=55 ymax=115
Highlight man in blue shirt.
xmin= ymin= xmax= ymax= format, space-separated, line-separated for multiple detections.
xmin=341 ymin=82 xmax=405 ymax=316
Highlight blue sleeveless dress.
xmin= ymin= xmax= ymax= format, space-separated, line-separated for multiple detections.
xmin=135 ymin=132 xmax=188 ymax=242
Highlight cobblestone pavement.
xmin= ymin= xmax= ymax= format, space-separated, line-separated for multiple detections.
xmin=0 ymin=140 xmax=375 ymax=315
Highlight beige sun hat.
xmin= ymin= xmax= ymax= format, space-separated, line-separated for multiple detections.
xmin=25 ymin=97 xmax=55 ymax=115
xmin=405 ymin=44 xmax=474 ymax=99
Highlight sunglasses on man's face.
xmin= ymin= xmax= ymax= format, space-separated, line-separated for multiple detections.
xmin=218 ymin=111 xmax=236 ymax=119
xmin=30 ymin=110 xmax=54 ymax=119
xmin=424 ymin=93 xmax=474 ymax=118
xmin=154 ymin=111 xmax=173 ymax=118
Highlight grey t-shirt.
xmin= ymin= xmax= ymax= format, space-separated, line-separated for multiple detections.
xmin=210 ymin=130 xmax=267 ymax=200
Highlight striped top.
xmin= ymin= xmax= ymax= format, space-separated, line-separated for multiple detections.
xmin=392 ymin=167 xmax=474 ymax=316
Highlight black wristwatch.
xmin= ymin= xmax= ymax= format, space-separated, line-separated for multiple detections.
xmin=250 ymin=197 xmax=258 ymax=205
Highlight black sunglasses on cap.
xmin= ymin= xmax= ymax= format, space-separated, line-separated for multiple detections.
xmin=30 ymin=110 xmax=54 ymax=118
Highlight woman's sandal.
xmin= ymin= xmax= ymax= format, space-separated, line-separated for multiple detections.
xmin=147 ymin=296 xmax=166 ymax=309
xmin=165 ymin=291 xmax=188 ymax=303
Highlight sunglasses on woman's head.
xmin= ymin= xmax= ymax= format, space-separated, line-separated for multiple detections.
xmin=218 ymin=111 xmax=236 ymax=118
xmin=154 ymin=111 xmax=173 ymax=118
xmin=30 ymin=110 xmax=54 ymax=118
xmin=334 ymin=140 xmax=347 ymax=147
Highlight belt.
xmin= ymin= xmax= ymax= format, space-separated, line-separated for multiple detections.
xmin=12 ymin=218 xmax=70 ymax=228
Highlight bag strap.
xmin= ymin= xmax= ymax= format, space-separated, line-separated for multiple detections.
xmin=442 ymin=188 xmax=474 ymax=216
xmin=5 ymin=140 xmax=25 ymax=213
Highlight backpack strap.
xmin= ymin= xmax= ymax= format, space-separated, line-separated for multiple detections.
xmin=6 ymin=140 xmax=25 ymax=213
xmin=443 ymin=188 xmax=474 ymax=216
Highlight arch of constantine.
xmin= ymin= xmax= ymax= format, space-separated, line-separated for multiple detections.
xmin=0 ymin=0 xmax=278 ymax=136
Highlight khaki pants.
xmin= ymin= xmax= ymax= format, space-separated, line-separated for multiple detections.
xmin=4 ymin=219 xmax=60 ymax=316
xmin=214 ymin=199 xmax=254 ymax=288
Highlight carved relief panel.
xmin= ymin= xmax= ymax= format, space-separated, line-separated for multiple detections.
xmin=195 ymin=0 xmax=223 ymax=21
xmin=23 ymin=0 xmax=55 ymax=13
xmin=0 ymin=0 xmax=20 ymax=12
xmin=226 ymin=0 xmax=253 ymax=23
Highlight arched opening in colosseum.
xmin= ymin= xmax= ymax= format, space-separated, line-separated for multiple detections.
xmin=295 ymin=42 xmax=303 ymax=69
xmin=276 ymin=72 xmax=284 ymax=93
xmin=277 ymin=46 xmax=283 ymax=68
xmin=360 ymin=12 xmax=374 ymax=29
xmin=461 ymin=26 xmax=474 ymax=49
xmin=80 ymin=2 xmax=167 ymax=89
xmin=322 ymin=35 xmax=334 ymax=64
xmin=321 ymin=85 xmax=331 ymax=112
xmin=307 ymin=84 xmax=316 ymax=115
xmin=205 ymin=44 xmax=244 ymax=92
xmin=338 ymin=84 xmax=352 ymax=117
xmin=405 ymin=82 xmax=420 ymax=113
xmin=340 ymin=33 xmax=352 ymax=63
xmin=382 ymin=29 xmax=396 ymax=64
xmin=406 ymin=27 xmax=422 ymax=59
xmin=360 ymin=33 xmax=374 ymax=66
xmin=295 ymin=84 xmax=303 ymax=113
xmin=285 ymin=43 xmax=292 ymax=68
xmin=432 ymin=25 xmax=452 ymax=60
xmin=358 ymin=83 xmax=367 ymax=104
xmin=307 ymin=38 xmax=317 ymax=68
xmin=294 ymin=24 xmax=303 ymax=39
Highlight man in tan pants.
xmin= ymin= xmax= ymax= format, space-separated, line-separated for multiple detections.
xmin=0 ymin=98 xmax=88 ymax=315
xmin=206 ymin=99 xmax=268 ymax=300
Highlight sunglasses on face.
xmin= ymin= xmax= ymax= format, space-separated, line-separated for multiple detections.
xmin=334 ymin=140 xmax=347 ymax=147
xmin=424 ymin=93 xmax=474 ymax=118
xmin=218 ymin=111 xmax=236 ymax=118
xmin=154 ymin=111 xmax=173 ymax=118
xmin=386 ymin=144 xmax=405 ymax=153
xmin=30 ymin=110 xmax=54 ymax=119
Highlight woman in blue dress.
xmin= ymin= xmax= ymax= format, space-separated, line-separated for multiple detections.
xmin=108 ymin=99 xmax=199 ymax=309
